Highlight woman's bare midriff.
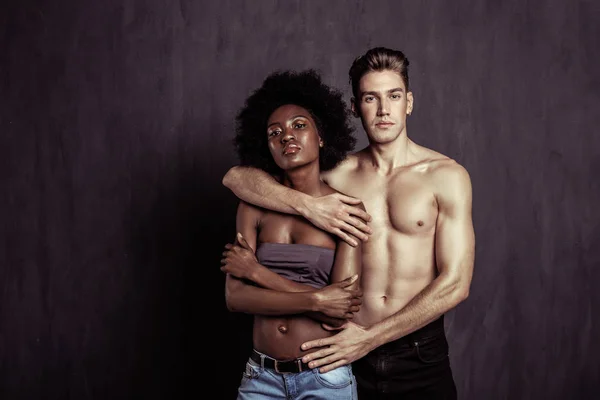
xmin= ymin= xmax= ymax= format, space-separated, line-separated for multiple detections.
xmin=253 ymin=315 xmax=335 ymax=361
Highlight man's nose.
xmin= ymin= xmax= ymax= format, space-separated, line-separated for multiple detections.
xmin=377 ymin=99 xmax=390 ymax=116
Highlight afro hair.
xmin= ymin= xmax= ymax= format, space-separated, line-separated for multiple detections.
xmin=234 ymin=69 xmax=356 ymax=175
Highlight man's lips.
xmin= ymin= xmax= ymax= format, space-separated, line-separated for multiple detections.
xmin=375 ymin=121 xmax=395 ymax=127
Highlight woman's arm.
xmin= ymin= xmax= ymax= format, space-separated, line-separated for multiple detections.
xmin=225 ymin=200 xmax=316 ymax=292
xmin=319 ymin=202 xmax=364 ymax=327
xmin=222 ymin=232 xmax=318 ymax=293
xmin=224 ymin=201 xmax=360 ymax=319
xmin=223 ymin=200 xmax=364 ymax=294
xmin=225 ymin=274 xmax=327 ymax=315
xmin=223 ymin=201 xmax=317 ymax=314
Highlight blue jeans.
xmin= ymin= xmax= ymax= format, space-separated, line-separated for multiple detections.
xmin=236 ymin=350 xmax=358 ymax=399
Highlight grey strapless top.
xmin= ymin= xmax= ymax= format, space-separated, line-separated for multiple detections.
xmin=256 ymin=243 xmax=335 ymax=289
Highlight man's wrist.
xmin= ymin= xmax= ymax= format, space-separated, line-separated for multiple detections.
xmin=293 ymin=192 xmax=314 ymax=218
xmin=366 ymin=324 xmax=386 ymax=350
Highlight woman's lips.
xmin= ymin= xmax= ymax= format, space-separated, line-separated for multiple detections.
xmin=283 ymin=143 xmax=300 ymax=155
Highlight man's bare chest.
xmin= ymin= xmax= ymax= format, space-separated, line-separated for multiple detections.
xmin=334 ymin=172 xmax=438 ymax=235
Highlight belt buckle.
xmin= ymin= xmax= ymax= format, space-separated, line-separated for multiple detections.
xmin=274 ymin=360 xmax=289 ymax=374
xmin=274 ymin=359 xmax=303 ymax=374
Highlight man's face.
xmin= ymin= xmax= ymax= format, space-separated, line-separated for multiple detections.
xmin=352 ymin=70 xmax=413 ymax=144
xmin=266 ymin=104 xmax=322 ymax=171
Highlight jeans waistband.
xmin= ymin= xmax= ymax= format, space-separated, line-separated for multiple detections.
xmin=250 ymin=349 xmax=310 ymax=374
xmin=379 ymin=316 xmax=446 ymax=350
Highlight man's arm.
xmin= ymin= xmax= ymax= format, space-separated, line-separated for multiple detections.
xmin=223 ymin=166 xmax=372 ymax=246
xmin=300 ymin=163 xmax=475 ymax=372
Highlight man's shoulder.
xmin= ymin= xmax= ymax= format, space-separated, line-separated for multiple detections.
xmin=427 ymin=158 xmax=470 ymax=182
xmin=404 ymin=141 xmax=471 ymax=195
xmin=409 ymin=142 xmax=469 ymax=180
xmin=424 ymin=158 xmax=472 ymax=202
xmin=321 ymin=152 xmax=361 ymax=181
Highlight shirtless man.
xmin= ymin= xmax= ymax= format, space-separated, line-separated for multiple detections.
xmin=222 ymin=47 xmax=475 ymax=399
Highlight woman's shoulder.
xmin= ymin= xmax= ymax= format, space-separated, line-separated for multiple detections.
xmin=236 ymin=200 xmax=266 ymax=218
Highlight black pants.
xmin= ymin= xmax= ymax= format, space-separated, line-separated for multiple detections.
xmin=353 ymin=316 xmax=457 ymax=400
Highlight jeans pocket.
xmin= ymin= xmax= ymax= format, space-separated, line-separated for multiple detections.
xmin=241 ymin=359 xmax=263 ymax=381
xmin=313 ymin=365 xmax=353 ymax=389
xmin=415 ymin=334 xmax=449 ymax=364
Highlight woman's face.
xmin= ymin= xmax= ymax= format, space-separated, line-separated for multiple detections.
xmin=266 ymin=104 xmax=323 ymax=171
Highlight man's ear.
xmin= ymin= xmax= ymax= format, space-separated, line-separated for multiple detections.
xmin=407 ymin=91 xmax=414 ymax=115
xmin=350 ymin=98 xmax=359 ymax=118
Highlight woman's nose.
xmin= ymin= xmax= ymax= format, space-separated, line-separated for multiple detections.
xmin=281 ymin=130 xmax=295 ymax=142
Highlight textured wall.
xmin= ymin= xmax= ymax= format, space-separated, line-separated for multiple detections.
xmin=1 ymin=0 xmax=598 ymax=399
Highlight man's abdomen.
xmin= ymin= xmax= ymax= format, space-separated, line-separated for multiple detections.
xmin=355 ymin=233 xmax=436 ymax=326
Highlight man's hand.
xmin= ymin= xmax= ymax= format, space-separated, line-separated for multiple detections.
xmin=300 ymin=321 xmax=374 ymax=373
xmin=301 ymin=193 xmax=372 ymax=247
xmin=313 ymin=275 xmax=362 ymax=319
xmin=220 ymin=233 xmax=258 ymax=280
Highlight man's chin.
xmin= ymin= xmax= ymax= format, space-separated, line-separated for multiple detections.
xmin=367 ymin=130 xmax=401 ymax=143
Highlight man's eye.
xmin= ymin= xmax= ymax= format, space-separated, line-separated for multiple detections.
xmin=391 ymin=94 xmax=401 ymax=99
xmin=364 ymin=96 xmax=375 ymax=102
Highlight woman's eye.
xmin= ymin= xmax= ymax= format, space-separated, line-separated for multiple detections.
xmin=294 ymin=123 xmax=306 ymax=129
xmin=268 ymin=130 xmax=281 ymax=137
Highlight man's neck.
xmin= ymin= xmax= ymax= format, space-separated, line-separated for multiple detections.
xmin=366 ymin=134 xmax=415 ymax=174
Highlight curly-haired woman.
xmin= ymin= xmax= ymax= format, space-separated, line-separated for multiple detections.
xmin=221 ymin=70 xmax=364 ymax=399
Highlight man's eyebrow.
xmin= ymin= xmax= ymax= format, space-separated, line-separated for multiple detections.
xmin=361 ymin=88 xmax=405 ymax=96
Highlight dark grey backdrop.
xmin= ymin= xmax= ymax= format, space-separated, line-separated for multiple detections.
xmin=2 ymin=0 xmax=599 ymax=399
